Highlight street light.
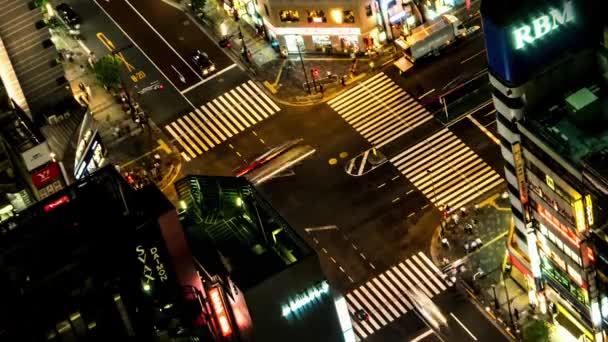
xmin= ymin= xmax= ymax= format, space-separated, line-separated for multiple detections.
xmin=491 ymin=284 xmax=499 ymax=310
xmin=427 ymin=169 xmax=445 ymax=234
xmin=502 ymin=272 xmax=515 ymax=328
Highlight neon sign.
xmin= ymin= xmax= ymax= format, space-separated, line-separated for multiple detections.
xmin=209 ymin=287 xmax=232 ymax=337
xmin=512 ymin=0 xmax=574 ymax=50
xmin=282 ymin=281 xmax=330 ymax=317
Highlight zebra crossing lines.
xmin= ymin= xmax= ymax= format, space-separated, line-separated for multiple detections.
xmin=390 ymin=128 xmax=504 ymax=210
xmin=345 ymin=252 xmax=448 ymax=340
xmin=164 ymin=80 xmax=281 ymax=160
xmin=328 ymin=72 xmax=433 ymax=149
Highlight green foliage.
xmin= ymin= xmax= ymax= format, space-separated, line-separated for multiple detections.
xmin=191 ymin=0 xmax=206 ymax=11
xmin=34 ymin=0 xmax=49 ymax=8
xmin=522 ymin=319 xmax=550 ymax=342
xmin=94 ymin=55 xmax=123 ymax=90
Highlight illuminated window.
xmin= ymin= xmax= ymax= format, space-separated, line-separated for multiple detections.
xmin=279 ymin=10 xmax=299 ymax=22
xmin=343 ymin=10 xmax=355 ymax=23
xmin=307 ymin=10 xmax=327 ymax=23
xmin=567 ymin=267 xmax=582 ymax=286
xmin=545 ymin=174 xmax=555 ymax=190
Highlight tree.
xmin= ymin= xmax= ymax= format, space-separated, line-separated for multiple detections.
xmin=522 ymin=319 xmax=550 ymax=342
xmin=34 ymin=0 xmax=49 ymax=8
xmin=191 ymin=0 xmax=206 ymax=12
xmin=94 ymin=55 xmax=123 ymax=90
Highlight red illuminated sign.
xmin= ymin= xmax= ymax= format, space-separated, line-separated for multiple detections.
xmin=44 ymin=195 xmax=70 ymax=212
xmin=208 ymin=287 xmax=232 ymax=337
xmin=32 ymin=162 xmax=60 ymax=188
xmin=537 ymin=205 xmax=580 ymax=247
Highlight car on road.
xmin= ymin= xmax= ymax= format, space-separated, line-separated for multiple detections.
xmin=236 ymin=139 xmax=316 ymax=185
xmin=192 ymin=50 xmax=216 ymax=77
xmin=55 ymin=3 xmax=81 ymax=28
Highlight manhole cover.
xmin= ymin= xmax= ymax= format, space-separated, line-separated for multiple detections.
xmin=178 ymin=36 xmax=184 ymax=41
xmin=183 ymin=20 xmax=190 ymax=26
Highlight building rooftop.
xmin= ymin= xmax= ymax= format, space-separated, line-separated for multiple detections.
xmin=176 ymin=176 xmax=312 ymax=290
xmin=521 ymin=79 xmax=608 ymax=174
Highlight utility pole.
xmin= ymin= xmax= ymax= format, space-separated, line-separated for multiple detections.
xmin=238 ymin=26 xmax=250 ymax=63
xmin=502 ymin=272 xmax=515 ymax=329
xmin=428 ymin=169 xmax=445 ymax=234
xmin=297 ymin=42 xmax=311 ymax=94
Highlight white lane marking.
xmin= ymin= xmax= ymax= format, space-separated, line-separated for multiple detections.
xmin=412 ymin=254 xmax=446 ymax=291
xmin=410 ymin=329 xmax=433 ymax=342
xmin=123 ymin=0 xmax=202 ymax=81
xmin=346 ymin=294 xmax=378 ymax=331
xmin=358 ymin=150 xmax=369 ymax=175
xmin=181 ymin=64 xmax=239 ymax=94
xmin=353 ymin=289 xmax=387 ymax=327
xmin=450 ymin=312 xmax=478 ymax=341
xmin=177 ymin=118 xmax=207 ymax=152
xmin=93 ymin=0 xmax=196 ymax=109
xmin=468 ymin=115 xmax=499 ymax=144
xmin=418 ymin=88 xmax=436 ymax=99
xmin=192 ymin=109 xmax=223 ymax=144
xmin=166 ymin=124 xmax=196 ymax=158
xmin=375 ymin=275 xmax=408 ymax=314
xmin=183 ymin=114 xmax=214 ymax=148
xmin=406 ymin=258 xmax=439 ymax=295
xmin=399 ymin=262 xmax=433 ymax=298
xmin=385 ymin=270 xmax=413 ymax=309
xmin=360 ymin=284 xmax=394 ymax=322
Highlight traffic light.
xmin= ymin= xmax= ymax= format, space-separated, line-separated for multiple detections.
xmin=127 ymin=174 xmax=135 ymax=184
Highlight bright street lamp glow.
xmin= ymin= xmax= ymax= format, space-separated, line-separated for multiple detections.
xmin=143 ymin=283 xmax=151 ymax=292
xmin=220 ymin=23 xmax=228 ymax=36
xmin=236 ymin=197 xmax=243 ymax=207
xmin=331 ymin=9 xmax=342 ymax=24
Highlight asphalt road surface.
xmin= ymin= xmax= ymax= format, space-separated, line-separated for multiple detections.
xmin=82 ymin=1 xmax=505 ymax=338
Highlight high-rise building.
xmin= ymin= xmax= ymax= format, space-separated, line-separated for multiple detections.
xmin=176 ymin=175 xmax=351 ymax=342
xmin=483 ymin=0 xmax=606 ymax=341
xmin=0 ymin=166 xmax=213 ymax=341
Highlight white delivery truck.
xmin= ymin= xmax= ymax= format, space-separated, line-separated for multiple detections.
xmin=403 ymin=14 xmax=479 ymax=62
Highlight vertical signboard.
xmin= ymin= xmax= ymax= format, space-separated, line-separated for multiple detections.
xmin=512 ymin=142 xmax=528 ymax=204
xmin=208 ymin=287 xmax=233 ymax=337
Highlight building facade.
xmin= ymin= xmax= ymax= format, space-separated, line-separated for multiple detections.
xmin=0 ymin=167 xmax=213 ymax=341
xmin=223 ymin=0 xmax=463 ymax=53
xmin=483 ymin=0 xmax=606 ymax=340
xmin=176 ymin=175 xmax=351 ymax=341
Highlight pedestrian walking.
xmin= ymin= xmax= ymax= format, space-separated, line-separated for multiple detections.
xmin=341 ymin=75 xmax=346 ymax=87
xmin=319 ymin=83 xmax=324 ymax=95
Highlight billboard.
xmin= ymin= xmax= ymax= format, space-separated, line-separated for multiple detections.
xmin=483 ymin=0 xmax=601 ymax=85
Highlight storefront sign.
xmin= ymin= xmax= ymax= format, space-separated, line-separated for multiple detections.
xmin=512 ymin=143 xmax=528 ymax=204
xmin=32 ymin=162 xmax=60 ymax=188
xmin=281 ymin=281 xmax=330 ymax=317
xmin=21 ymin=142 xmax=52 ymax=172
xmin=208 ymin=287 xmax=233 ymax=337
xmin=43 ymin=195 xmax=70 ymax=212
xmin=512 ymin=0 xmax=574 ymax=50
xmin=136 ymin=245 xmax=168 ymax=284
xmin=584 ymin=194 xmax=593 ymax=226
xmin=271 ymin=24 xmax=360 ymax=36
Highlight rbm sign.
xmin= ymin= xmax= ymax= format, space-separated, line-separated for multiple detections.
xmin=512 ymin=0 xmax=575 ymax=50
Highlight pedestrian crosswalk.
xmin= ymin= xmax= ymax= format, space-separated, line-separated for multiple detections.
xmin=346 ymin=252 xmax=448 ymax=340
xmin=327 ymin=72 xmax=432 ymax=149
xmin=164 ymin=80 xmax=281 ymax=161
xmin=390 ymin=128 xmax=504 ymax=210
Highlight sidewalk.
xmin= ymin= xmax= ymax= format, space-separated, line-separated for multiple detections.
xmin=48 ymin=18 xmax=181 ymax=190
xmin=429 ymin=191 xmax=533 ymax=340
xmin=189 ymin=0 xmax=398 ymax=105
xmin=187 ymin=0 xmax=481 ymax=105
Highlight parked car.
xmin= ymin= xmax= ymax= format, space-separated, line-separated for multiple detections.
xmin=191 ymin=50 xmax=216 ymax=77
xmin=55 ymin=3 xmax=81 ymax=28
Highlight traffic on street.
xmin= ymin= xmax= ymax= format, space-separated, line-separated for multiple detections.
xmin=26 ymin=0 xmax=517 ymax=340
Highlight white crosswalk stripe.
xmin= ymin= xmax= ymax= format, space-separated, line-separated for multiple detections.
xmin=165 ymin=81 xmax=280 ymax=160
xmin=390 ymin=128 xmax=504 ymax=210
xmin=328 ymin=72 xmax=432 ymax=149
xmin=345 ymin=252 xmax=448 ymax=340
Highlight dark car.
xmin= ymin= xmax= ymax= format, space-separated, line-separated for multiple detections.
xmin=191 ymin=50 xmax=216 ymax=76
xmin=56 ymin=3 xmax=81 ymax=28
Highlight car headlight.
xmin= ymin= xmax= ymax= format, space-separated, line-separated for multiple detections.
xmin=210 ymin=65 xmax=216 ymax=71
xmin=203 ymin=69 xmax=209 ymax=75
